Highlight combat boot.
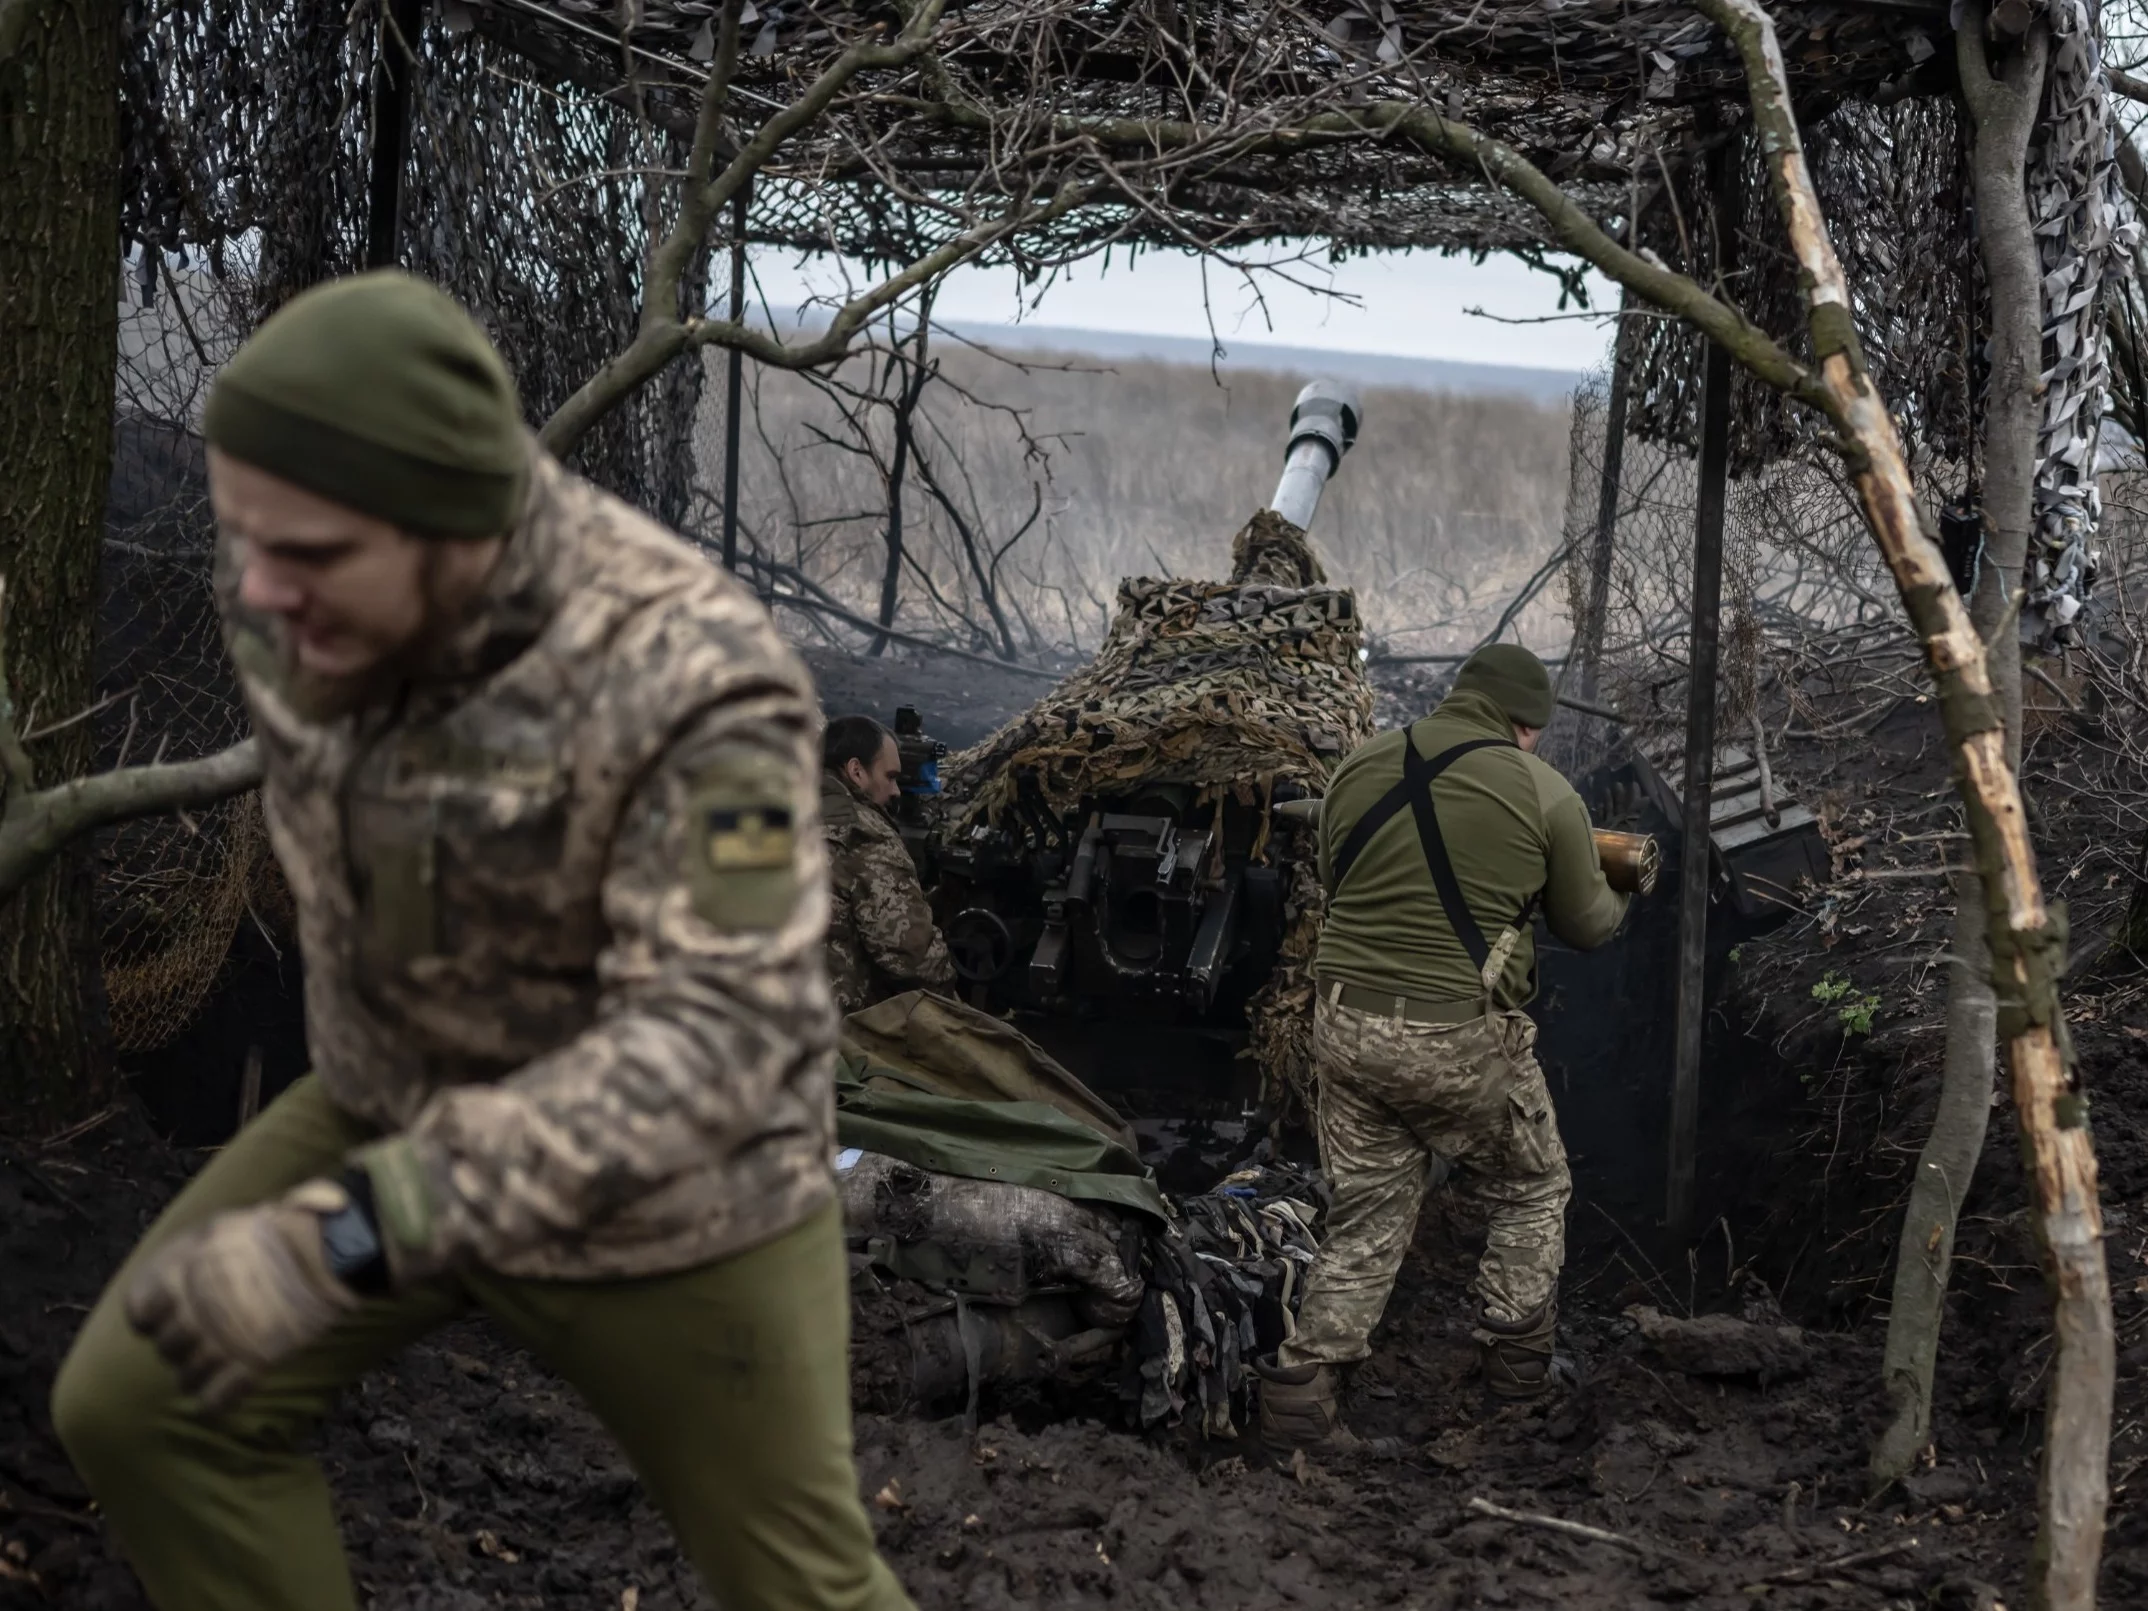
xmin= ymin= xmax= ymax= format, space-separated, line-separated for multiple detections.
xmin=1474 ymin=1302 xmax=1558 ymax=1398
xmin=1253 ymin=1359 xmax=1403 ymax=1455
xmin=1255 ymin=1359 xmax=1344 ymax=1449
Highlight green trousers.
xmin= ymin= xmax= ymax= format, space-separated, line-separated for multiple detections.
xmin=1281 ymin=997 xmax=1570 ymax=1368
xmin=50 ymin=1076 xmax=912 ymax=1611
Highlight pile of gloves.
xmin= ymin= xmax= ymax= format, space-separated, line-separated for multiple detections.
xmin=1125 ymin=1157 xmax=1327 ymax=1436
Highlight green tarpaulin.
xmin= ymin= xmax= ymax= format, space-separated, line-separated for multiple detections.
xmin=839 ymin=992 xmax=1135 ymax=1150
xmin=835 ymin=1062 xmax=1170 ymax=1227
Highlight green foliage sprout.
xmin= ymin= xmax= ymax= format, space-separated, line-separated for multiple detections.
xmin=1811 ymin=970 xmax=1880 ymax=1035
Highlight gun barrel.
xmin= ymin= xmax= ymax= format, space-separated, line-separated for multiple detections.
xmin=1268 ymin=379 xmax=1363 ymax=530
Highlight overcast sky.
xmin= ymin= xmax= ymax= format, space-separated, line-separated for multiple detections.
xmin=746 ymin=246 xmax=1619 ymax=373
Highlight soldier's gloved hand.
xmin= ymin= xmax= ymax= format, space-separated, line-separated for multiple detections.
xmin=1604 ymin=780 xmax=1643 ymax=830
xmin=125 ymin=1178 xmax=374 ymax=1413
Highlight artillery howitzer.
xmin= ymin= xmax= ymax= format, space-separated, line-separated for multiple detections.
xmin=888 ymin=383 xmax=1367 ymax=1064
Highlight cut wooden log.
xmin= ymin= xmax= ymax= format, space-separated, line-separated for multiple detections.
xmin=1625 ymin=1305 xmax=1813 ymax=1382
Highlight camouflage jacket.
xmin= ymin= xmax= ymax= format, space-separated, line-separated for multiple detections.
xmin=217 ymin=446 xmax=836 ymax=1282
xmin=820 ymin=772 xmax=954 ymax=1014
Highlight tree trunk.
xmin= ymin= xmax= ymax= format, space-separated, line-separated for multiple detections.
xmin=870 ymin=390 xmax=911 ymax=656
xmin=870 ymin=331 xmax=931 ymax=657
xmin=1871 ymin=4 xmax=2043 ymax=1490
xmin=0 ymin=0 xmax=119 ymax=1121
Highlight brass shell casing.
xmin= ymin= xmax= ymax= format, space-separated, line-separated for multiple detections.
xmin=1593 ymin=829 xmax=1660 ymax=896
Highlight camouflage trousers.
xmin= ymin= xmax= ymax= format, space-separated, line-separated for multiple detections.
xmin=1280 ymin=995 xmax=1571 ymax=1368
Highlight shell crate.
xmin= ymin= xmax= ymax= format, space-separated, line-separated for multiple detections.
xmin=1633 ymin=742 xmax=1827 ymax=922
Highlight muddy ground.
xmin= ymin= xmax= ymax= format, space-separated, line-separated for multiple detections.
xmin=7 ymin=1066 xmax=2141 ymax=1611
xmin=5 ymin=648 xmax=2148 ymax=1608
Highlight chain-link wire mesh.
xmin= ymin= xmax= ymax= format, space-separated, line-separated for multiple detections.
xmin=99 ymin=0 xmax=731 ymax=1050
xmin=102 ymin=274 xmax=280 ymax=1051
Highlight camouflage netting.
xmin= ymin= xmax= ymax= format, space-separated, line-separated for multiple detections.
xmin=1620 ymin=99 xmax=1980 ymax=473
xmin=100 ymin=0 xmax=737 ymax=1051
xmin=941 ymin=511 xmax=1375 ymax=1118
xmin=942 ymin=512 xmax=1375 ymax=821
xmin=98 ymin=412 xmax=292 ymax=1051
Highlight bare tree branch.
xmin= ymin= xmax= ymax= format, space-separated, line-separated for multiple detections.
xmin=0 ymin=739 xmax=262 ymax=901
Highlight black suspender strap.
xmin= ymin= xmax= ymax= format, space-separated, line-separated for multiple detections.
xmin=1399 ymin=735 xmax=1507 ymax=970
xmin=1328 ymin=732 xmax=1515 ymax=970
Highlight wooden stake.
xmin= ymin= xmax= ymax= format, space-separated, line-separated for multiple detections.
xmin=722 ymin=184 xmax=747 ymax=577
xmin=364 ymin=0 xmax=425 ymax=271
xmin=1667 ymin=141 xmax=1739 ymax=1242
xmin=1579 ymin=302 xmax=1635 ymax=706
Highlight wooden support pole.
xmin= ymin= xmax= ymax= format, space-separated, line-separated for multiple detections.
xmin=1579 ymin=300 xmax=1634 ymax=706
xmin=722 ymin=186 xmax=748 ymax=576
xmin=1665 ymin=273 xmax=1736 ymax=1249
xmin=1665 ymin=126 xmax=1744 ymax=1241
xmin=1665 ymin=335 xmax=1730 ymax=1239
xmin=364 ymin=0 xmax=424 ymax=270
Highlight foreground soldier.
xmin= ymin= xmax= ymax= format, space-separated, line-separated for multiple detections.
xmin=50 ymin=272 xmax=912 ymax=1611
xmin=821 ymin=714 xmax=955 ymax=1012
xmin=1258 ymin=644 xmax=1628 ymax=1448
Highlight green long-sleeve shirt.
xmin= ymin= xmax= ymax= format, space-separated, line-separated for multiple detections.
xmin=1313 ymin=689 xmax=1629 ymax=1008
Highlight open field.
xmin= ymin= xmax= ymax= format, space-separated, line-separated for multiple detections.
xmin=704 ymin=341 xmax=1578 ymax=659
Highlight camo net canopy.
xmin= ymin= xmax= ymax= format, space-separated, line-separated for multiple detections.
xmin=942 ymin=513 xmax=1377 ymax=823
xmin=463 ymin=0 xmax=1957 ymax=255
xmin=93 ymin=0 xmax=2129 ymax=1052
xmin=119 ymin=0 xmax=2056 ymax=473
xmin=441 ymin=0 xmax=2037 ymax=488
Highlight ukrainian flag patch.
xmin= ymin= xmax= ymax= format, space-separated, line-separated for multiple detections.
xmin=683 ymin=755 xmax=800 ymax=930
xmin=706 ymin=805 xmax=794 ymax=871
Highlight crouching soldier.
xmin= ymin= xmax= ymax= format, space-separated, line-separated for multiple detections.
xmin=820 ymin=714 xmax=955 ymax=1012
xmin=50 ymin=271 xmax=913 ymax=1611
xmin=1258 ymin=645 xmax=1628 ymax=1449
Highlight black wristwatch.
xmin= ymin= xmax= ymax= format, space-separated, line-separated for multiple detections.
xmin=319 ymin=1169 xmax=392 ymax=1297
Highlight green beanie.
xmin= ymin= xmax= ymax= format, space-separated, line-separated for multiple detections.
xmin=204 ymin=271 xmax=527 ymax=538
xmin=1451 ymin=643 xmax=1555 ymax=728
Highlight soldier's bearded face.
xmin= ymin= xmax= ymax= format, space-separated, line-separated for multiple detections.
xmin=210 ymin=450 xmax=501 ymax=689
xmin=846 ymin=738 xmax=903 ymax=808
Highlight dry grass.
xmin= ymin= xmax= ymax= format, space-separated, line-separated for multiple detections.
xmin=691 ymin=340 xmax=1576 ymax=657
